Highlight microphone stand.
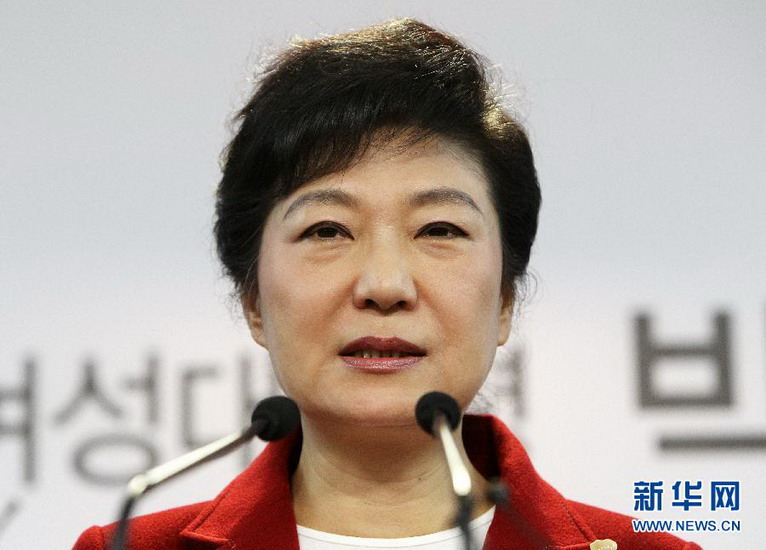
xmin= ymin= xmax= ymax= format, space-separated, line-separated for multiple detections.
xmin=432 ymin=413 xmax=475 ymax=550
xmin=111 ymin=423 xmax=259 ymax=550
xmin=111 ymin=395 xmax=299 ymax=550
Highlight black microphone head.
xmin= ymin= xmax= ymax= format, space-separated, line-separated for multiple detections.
xmin=415 ymin=391 xmax=461 ymax=435
xmin=250 ymin=396 xmax=300 ymax=441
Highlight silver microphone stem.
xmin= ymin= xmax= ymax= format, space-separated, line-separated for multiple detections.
xmin=434 ymin=415 xmax=472 ymax=498
xmin=111 ymin=395 xmax=299 ymax=550
xmin=112 ymin=423 xmax=260 ymax=550
xmin=126 ymin=424 xmax=257 ymax=499
xmin=433 ymin=414 xmax=476 ymax=550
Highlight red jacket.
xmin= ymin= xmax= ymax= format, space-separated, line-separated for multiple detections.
xmin=74 ymin=415 xmax=701 ymax=549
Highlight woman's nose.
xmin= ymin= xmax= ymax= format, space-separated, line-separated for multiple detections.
xmin=352 ymin=243 xmax=417 ymax=312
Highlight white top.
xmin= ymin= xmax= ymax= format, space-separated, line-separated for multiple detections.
xmin=297 ymin=506 xmax=495 ymax=549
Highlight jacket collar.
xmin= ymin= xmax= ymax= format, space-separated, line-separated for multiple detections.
xmin=180 ymin=414 xmax=596 ymax=549
xmin=465 ymin=416 xmax=596 ymax=549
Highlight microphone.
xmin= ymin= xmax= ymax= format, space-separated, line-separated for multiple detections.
xmin=415 ymin=392 xmax=475 ymax=550
xmin=111 ymin=396 xmax=300 ymax=550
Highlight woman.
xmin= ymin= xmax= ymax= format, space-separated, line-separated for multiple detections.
xmin=75 ymin=18 xmax=699 ymax=549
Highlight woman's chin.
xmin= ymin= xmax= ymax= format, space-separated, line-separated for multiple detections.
xmin=301 ymin=391 xmax=425 ymax=429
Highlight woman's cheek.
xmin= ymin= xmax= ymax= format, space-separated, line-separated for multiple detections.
xmin=432 ymin=256 xmax=502 ymax=322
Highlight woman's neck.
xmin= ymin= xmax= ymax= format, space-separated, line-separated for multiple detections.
xmin=291 ymin=416 xmax=491 ymax=538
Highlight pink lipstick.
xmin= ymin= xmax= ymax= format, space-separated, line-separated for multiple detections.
xmin=339 ymin=336 xmax=426 ymax=373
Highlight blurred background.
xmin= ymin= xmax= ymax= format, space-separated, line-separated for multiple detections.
xmin=1 ymin=1 xmax=764 ymax=547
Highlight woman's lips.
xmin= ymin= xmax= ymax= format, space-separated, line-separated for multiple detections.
xmin=341 ymin=355 xmax=422 ymax=373
xmin=339 ymin=336 xmax=425 ymax=373
xmin=339 ymin=336 xmax=426 ymax=356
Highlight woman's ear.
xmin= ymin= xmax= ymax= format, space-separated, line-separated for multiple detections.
xmin=497 ymin=290 xmax=514 ymax=346
xmin=242 ymin=293 xmax=268 ymax=349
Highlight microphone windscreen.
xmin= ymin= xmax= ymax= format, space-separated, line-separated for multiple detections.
xmin=251 ymin=396 xmax=300 ymax=441
xmin=415 ymin=391 xmax=461 ymax=435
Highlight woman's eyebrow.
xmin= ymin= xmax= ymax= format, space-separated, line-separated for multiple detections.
xmin=283 ymin=189 xmax=359 ymax=220
xmin=283 ymin=186 xmax=483 ymax=220
xmin=408 ymin=187 xmax=484 ymax=217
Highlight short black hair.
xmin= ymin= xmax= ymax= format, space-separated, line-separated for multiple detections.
xmin=215 ymin=18 xmax=540 ymax=304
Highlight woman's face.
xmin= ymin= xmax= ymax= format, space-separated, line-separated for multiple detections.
xmin=246 ymin=137 xmax=511 ymax=427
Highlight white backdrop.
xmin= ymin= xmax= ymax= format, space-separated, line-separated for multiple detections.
xmin=1 ymin=1 xmax=764 ymax=548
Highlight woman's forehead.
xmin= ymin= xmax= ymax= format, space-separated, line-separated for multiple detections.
xmin=282 ymin=134 xmax=489 ymax=205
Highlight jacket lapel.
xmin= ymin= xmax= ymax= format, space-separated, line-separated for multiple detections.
xmin=180 ymin=431 xmax=302 ymax=549
xmin=464 ymin=416 xmax=596 ymax=550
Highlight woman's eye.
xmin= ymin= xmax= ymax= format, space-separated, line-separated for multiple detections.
xmin=300 ymin=222 xmax=351 ymax=241
xmin=417 ymin=222 xmax=468 ymax=239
